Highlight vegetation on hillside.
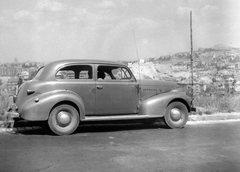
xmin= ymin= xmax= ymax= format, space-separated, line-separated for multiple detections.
xmin=193 ymin=94 xmax=240 ymax=115
xmin=0 ymin=84 xmax=12 ymax=121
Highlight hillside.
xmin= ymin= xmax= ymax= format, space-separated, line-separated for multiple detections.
xmin=129 ymin=45 xmax=240 ymax=95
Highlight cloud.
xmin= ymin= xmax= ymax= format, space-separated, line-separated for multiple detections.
xmin=120 ymin=0 xmax=128 ymax=7
xmin=0 ymin=10 xmax=15 ymax=27
xmin=200 ymin=5 xmax=220 ymax=21
xmin=0 ymin=15 xmax=8 ymax=26
xmin=134 ymin=18 xmax=161 ymax=30
xmin=202 ymin=5 xmax=218 ymax=13
xmin=177 ymin=7 xmax=193 ymax=17
xmin=0 ymin=16 xmax=4 ymax=22
xmin=157 ymin=4 xmax=167 ymax=11
xmin=36 ymin=0 xmax=65 ymax=12
xmin=97 ymin=1 xmax=117 ymax=8
xmin=103 ymin=17 xmax=161 ymax=43
xmin=100 ymin=17 xmax=163 ymax=60
xmin=70 ymin=6 xmax=117 ymax=29
xmin=13 ymin=10 xmax=36 ymax=21
xmin=0 ymin=9 xmax=37 ymax=29
xmin=36 ymin=21 xmax=60 ymax=33
xmin=69 ymin=16 xmax=79 ymax=23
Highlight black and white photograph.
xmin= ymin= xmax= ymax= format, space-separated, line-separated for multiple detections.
xmin=0 ymin=0 xmax=240 ymax=171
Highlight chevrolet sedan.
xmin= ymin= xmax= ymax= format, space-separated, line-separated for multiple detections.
xmin=15 ymin=60 xmax=193 ymax=135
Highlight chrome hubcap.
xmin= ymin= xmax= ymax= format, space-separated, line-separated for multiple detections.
xmin=57 ymin=111 xmax=71 ymax=127
xmin=170 ymin=108 xmax=182 ymax=121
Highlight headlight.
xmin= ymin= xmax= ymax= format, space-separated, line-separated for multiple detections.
xmin=171 ymin=85 xmax=183 ymax=92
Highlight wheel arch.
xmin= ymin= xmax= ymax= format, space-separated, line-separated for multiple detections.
xmin=167 ymin=98 xmax=191 ymax=113
xmin=50 ymin=100 xmax=80 ymax=119
xmin=19 ymin=90 xmax=86 ymax=121
xmin=138 ymin=92 xmax=191 ymax=117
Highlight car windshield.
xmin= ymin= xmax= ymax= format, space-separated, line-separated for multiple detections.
xmin=33 ymin=66 xmax=44 ymax=80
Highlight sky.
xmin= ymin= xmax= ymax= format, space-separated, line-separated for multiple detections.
xmin=0 ymin=0 xmax=240 ymax=63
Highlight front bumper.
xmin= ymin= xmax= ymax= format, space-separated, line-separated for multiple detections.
xmin=191 ymin=107 xmax=196 ymax=112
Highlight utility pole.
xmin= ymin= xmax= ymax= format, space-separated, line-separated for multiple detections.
xmin=190 ymin=11 xmax=194 ymax=101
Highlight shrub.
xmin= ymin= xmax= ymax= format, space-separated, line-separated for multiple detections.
xmin=0 ymin=84 xmax=11 ymax=116
xmin=229 ymin=94 xmax=240 ymax=112
xmin=193 ymin=94 xmax=240 ymax=114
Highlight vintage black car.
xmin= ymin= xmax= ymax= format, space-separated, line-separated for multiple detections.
xmin=14 ymin=59 xmax=193 ymax=135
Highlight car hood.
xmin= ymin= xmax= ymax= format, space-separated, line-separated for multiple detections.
xmin=138 ymin=79 xmax=178 ymax=100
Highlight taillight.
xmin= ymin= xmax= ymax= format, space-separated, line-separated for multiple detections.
xmin=27 ymin=90 xmax=35 ymax=95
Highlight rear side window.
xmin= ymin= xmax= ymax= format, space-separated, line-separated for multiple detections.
xmin=56 ymin=65 xmax=92 ymax=80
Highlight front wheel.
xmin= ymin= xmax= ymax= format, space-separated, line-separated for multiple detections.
xmin=163 ymin=102 xmax=188 ymax=129
xmin=48 ymin=104 xmax=79 ymax=135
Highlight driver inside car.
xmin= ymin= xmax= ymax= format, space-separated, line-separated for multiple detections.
xmin=97 ymin=70 xmax=105 ymax=80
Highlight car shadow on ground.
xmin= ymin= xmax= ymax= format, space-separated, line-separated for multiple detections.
xmin=11 ymin=121 xmax=50 ymax=135
xmin=11 ymin=120 xmax=170 ymax=136
xmin=75 ymin=121 xmax=169 ymax=134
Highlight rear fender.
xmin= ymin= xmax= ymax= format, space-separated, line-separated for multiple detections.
xmin=138 ymin=92 xmax=191 ymax=117
xmin=21 ymin=90 xmax=85 ymax=121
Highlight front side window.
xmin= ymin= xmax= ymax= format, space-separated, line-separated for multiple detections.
xmin=97 ymin=65 xmax=133 ymax=81
xmin=112 ymin=67 xmax=131 ymax=80
xmin=56 ymin=65 xmax=92 ymax=80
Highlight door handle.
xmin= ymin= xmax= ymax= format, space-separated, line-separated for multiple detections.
xmin=96 ymin=85 xmax=103 ymax=89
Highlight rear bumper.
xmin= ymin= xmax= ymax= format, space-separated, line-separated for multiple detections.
xmin=7 ymin=111 xmax=20 ymax=118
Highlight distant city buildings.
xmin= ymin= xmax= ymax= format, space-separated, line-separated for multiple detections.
xmin=0 ymin=66 xmax=22 ymax=76
xmin=0 ymin=61 xmax=43 ymax=80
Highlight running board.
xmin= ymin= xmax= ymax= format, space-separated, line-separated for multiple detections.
xmin=81 ymin=115 xmax=160 ymax=122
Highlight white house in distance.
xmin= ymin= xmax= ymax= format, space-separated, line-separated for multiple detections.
xmin=128 ymin=63 xmax=133 ymax=68
xmin=139 ymin=59 xmax=145 ymax=64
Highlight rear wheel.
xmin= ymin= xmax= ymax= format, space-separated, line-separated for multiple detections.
xmin=163 ymin=102 xmax=188 ymax=128
xmin=48 ymin=104 xmax=79 ymax=135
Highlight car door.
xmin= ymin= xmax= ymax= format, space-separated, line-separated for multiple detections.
xmin=55 ymin=64 xmax=95 ymax=115
xmin=95 ymin=64 xmax=139 ymax=115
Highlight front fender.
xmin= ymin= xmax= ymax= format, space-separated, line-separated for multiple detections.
xmin=138 ymin=92 xmax=191 ymax=117
xmin=20 ymin=90 xmax=85 ymax=121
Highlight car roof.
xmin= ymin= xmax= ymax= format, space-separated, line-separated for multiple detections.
xmin=47 ymin=59 xmax=126 ymax=66
xmin=38 ymin=59 xmax=128 ymax=81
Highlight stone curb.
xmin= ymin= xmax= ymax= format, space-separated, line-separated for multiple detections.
xmin=188 ymin=112 xmax=240 ymax=122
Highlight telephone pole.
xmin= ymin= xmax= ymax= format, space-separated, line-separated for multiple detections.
xmin=190 ymin=11 xmax=194 ymax=101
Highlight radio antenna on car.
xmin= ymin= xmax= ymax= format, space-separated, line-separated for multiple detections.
xmin=132 ymin=29 xmax=142 ymax=86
